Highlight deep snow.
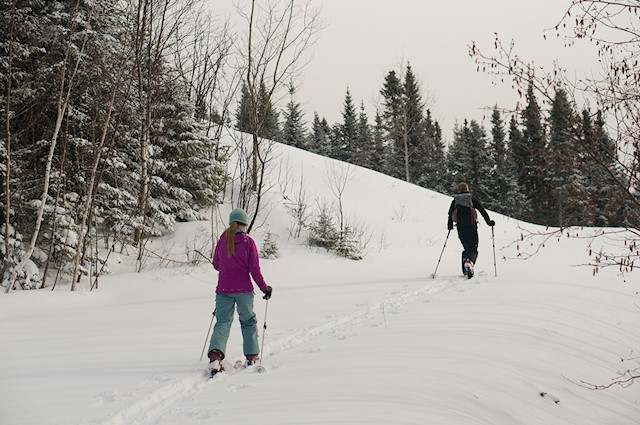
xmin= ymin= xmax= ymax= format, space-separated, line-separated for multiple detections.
xmin=1 ymin=134 xmax=639 ymax=425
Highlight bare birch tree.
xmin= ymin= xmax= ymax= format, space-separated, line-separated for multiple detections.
xmin=236 ymin=0 xmax=323 ymax=232
xmin=6 ymin=0 xmax=93 ymax=293
xmin=69 ymin=10 xmax=135 ymax=290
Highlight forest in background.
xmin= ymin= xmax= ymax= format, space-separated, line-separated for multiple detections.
xmin=1 ymin=0 xmax=638 ymax=290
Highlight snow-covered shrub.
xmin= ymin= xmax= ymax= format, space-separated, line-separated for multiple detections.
xmin=307 ymin=205 xmax=368 ymax=260
xmin=260 ymin=231 xmax=280 ymax=259
xmin=308 ymin=206 xmax=339 ymax=251
xmin=0 ymin=224 xmax=40 ymax=290
xmin=334 ymin=226 xmax=363 ymax=261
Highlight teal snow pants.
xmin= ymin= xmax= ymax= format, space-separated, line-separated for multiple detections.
xmin=207 ymin=292 xmax=259 ymax=359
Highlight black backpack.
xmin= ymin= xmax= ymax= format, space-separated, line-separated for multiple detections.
xmin=451 ymin=193 xmax=477 ymax=226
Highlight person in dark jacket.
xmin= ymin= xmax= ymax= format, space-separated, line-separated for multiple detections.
xmin=447 ymin=182 xmax=495 ymax=277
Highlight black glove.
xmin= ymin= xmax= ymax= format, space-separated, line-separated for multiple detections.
xmin=488 ymin=220 xmax=495 ymax=227
xmin=262 ymin=285 xmax=272 ymax=300
xmin=447 ymin=222 xmax=453 ymax=231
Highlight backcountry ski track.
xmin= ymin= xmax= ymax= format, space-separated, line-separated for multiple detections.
xmin=92 ymin=275 xmax=475 ymax=425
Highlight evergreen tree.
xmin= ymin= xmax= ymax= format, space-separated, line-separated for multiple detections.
xmin=421 ymin=110 xmax=446 ymax=191
xmin=490 ymin=106 xmax=507 ymax=168
xmin=582 ymin=109 xmax=624 ymax=226
xmin=515 ymin=83 xmax=549 ymax=223
xmin=379 ymin=64 xmax=445 ymax=186
xmin=546 ymin=86 xmax=586 ymax=226
xmin=257 ymin=79 xmax=280 ymax=141
xmin=236 ymin=79 xmax=280 ymax=141
xmin=447 ymin=120 xmax=493 ymax=198
xmin=308 ymin=112 xmax=330 ymax=156
xmin=334 ymin=88 xmax=358 ymax=162
xmin=370 ymin=112 xmax=387 ymax=173
xmin=0 ymin=1 xmax=228 ymax=287
xmin=486 ymin=109 xmax=528 ymax=217
xmin=151 ymin=74 xmax=228 ymax=224
xmin=281 ymin=85 xmax=306 ymax=149
xmin=0 ymin=0 xmax=131 ymax=280
xmin=354 ymin=102 xmax=372 ymax=167
xmin=486 ymin=107 xmax=508 ymax=209
xmin=236 ymin=83 xmax=252 ymax=134
xmin=403 ymin=65 xmax=427 ymax=184
xmin=506 ymin=116 xmax=533 ymax=219
xmin=260 ymin=231 xmax=279 ymax=259
xmin=308 ymin=205 xmax=339 ymax=250
xmin=380 ymin=70 xmax=404 ymax=179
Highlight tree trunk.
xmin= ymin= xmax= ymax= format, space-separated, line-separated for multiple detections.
xmin=42 ymin=115 xmax=70 ymax=289
xmin=7 ymin=0 xmax=90 ymax=293
xmin=2 ymin=0 xmax=16 ymax=285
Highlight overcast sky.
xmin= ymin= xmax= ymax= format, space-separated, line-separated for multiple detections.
xmin=211 ymin=0 xmax=598 ymax=143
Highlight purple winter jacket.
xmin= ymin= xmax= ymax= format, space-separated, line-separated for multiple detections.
xmin=212 ymin=232 xmax=268 ymax=294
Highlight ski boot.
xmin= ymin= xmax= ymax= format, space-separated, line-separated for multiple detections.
xmin=464 ymin=259 xmax=474 ymax=279
xmin=208 ymin=350 xmax=224 ymax=378
xmin=245 ymin=354 xmax=266 ymax=373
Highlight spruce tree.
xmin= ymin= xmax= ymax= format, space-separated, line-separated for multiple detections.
xmin=487 ymin=109 xmax=528 ymax=217
xmin=151 ymin=75 xmax=228 ymax=223
xmin=308 ymin=112 xmax=330 ymax=156
xmin=403 ymin=65 xmax=427 ymax=184
xmin=490 ymin=106 xmax=507 ymax=168
xmin=447 ymin=120 xmax=492 ymax=198
xmin=582 ymin=109 xmax=624 ymax=226
xmin=421 ymin=110 xmax=446 ymax=191
xmin=237 ymin=79 xmax=280 ymax=140
xmin=281 ymin=85 xmax=307 ymax=149
xmin=379 ymin=64 xmax=445 ymax=187
xmin=334 ymin=88 xmax=358 ymax=162
xmin=236 ymin=83 xmax=252 ymax=134
xmin=546 ymin=85 xmax=586 ymax=227
xmin=486 ymin=107 xmax=508 ymax=209
xmin=355 ymin=102 xmax=372 ymax=167
xmin=0 ymin=1 xmax=229 ymax=288
xmin=257 ymin=79 xmax=280 ymax=141
xmin=380 ymin=70 xmax=404 ymax=180
xmin=466 ymin=120 xmax=493 ymax=200
xmin=506 ymin=116 xmax=533 ymax=219
xmin=516 ymin=83 xmax=549 ymax=223
xmin=370 ymin=113 xmax=387 ymax=173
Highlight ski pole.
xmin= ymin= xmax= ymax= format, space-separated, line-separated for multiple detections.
xmin=200 ymin=308 xmax=216 ymax=361
xmin=491 ymin=226 xmax=497 ymax=277
xmin=432 ymin=230 xmax=451 ymax=278
xmin=259 ymin=299 xmax=269 ymax=367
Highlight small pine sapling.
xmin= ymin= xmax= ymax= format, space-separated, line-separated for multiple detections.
xmin=260 ymin=231 xmax=280 ymax=259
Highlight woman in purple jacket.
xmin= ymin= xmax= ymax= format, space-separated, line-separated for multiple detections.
xmin=207 ymin=208 xmax=272 ymax=372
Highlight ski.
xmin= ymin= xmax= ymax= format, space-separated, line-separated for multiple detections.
xmin=233 ymin=360 xmax=267 ymax=374
xmin=208 ymin=360 xmax=266 ymax=379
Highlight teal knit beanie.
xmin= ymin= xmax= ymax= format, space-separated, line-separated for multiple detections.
xmin=229 ymin=208 xmax=248 ymax=225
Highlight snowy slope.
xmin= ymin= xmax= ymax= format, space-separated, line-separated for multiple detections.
xmin=1 ymin=136 xmax=639 ymax=425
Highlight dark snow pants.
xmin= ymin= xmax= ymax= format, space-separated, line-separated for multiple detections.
xmin=457 ymin=225 xmax=479 ymax=273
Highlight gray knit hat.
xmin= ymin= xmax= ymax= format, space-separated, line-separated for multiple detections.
xmin=229 ymin=208 xmax=248 ymax=225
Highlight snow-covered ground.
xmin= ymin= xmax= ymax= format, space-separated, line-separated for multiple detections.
xmin=1 ymin=137 xmax=639 ymax=425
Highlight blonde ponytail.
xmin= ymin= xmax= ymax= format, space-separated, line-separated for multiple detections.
xmin=223 ymin=222 xmax=241 ymax=257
